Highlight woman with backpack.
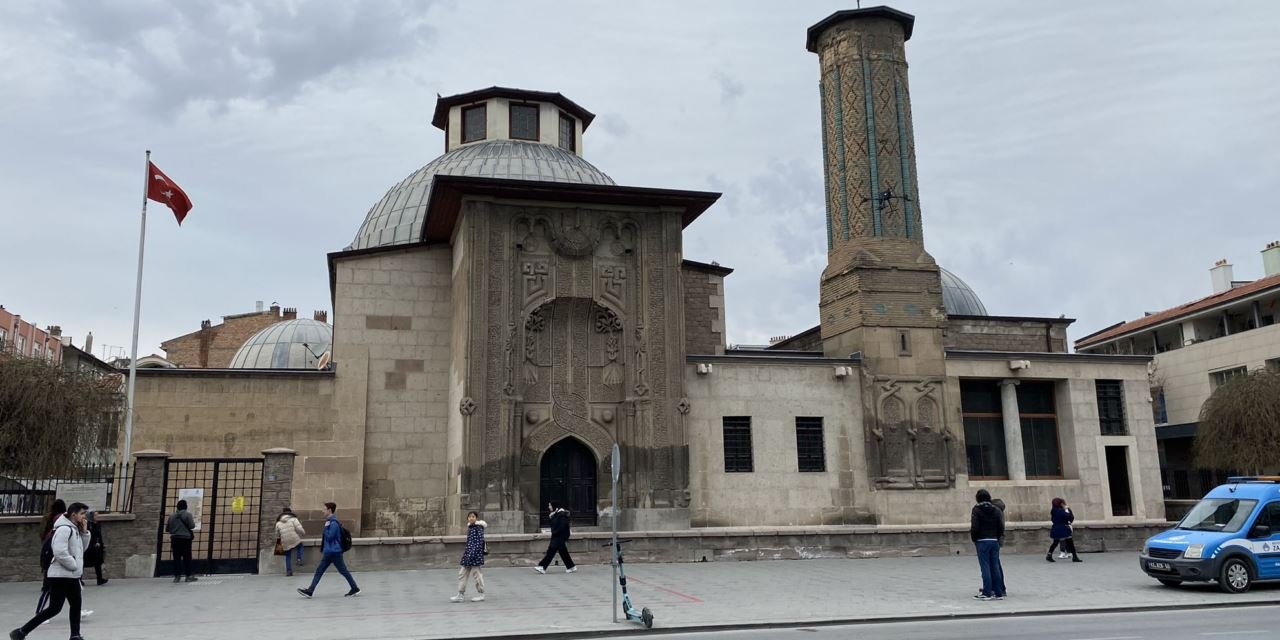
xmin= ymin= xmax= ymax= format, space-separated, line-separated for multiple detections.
xmin=296 ymin=502 xmax=359 ymax=599
xmin=34 ymin=499 xmax=66 ymax=614
xmin=10 ymin=501 xmax=92 ymax=640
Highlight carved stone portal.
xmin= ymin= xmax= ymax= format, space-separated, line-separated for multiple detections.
xmin=869 ymin=377 xmax=954 ymax=489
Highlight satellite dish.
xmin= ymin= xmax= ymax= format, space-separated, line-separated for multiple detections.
xmin=316 ymin=351 xmax=331 ymax=370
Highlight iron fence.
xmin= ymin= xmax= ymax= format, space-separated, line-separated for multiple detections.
xmin=0 ymin=463 xmax=132 ymax=516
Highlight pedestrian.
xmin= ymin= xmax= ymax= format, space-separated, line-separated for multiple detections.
xmin=83 ymin=510 xmax=108 ymax=585
xmin=274 ymin=507 xmax=306 ymax=577
xmin=296 ymin=502 xmax=360 ymax=599
xmin=970 ymin=489 xmax=1006 ymax=601
xmin=1047 ymin=497 xmax=1081 ymax=563
xmin=166 ymin=499 xmax=198 ymax=583
xmin=34 ymin=500 xmax=66 ymax=614
xmin=9 ymin=501 xmax=92 ymax=640
xmin=977 ymin=497 xmax=1008 ymax=597
xmin=451 ymin=511 xmax=487 ymax=602
xmin=533 ymin=501 xmax=577 ymax=574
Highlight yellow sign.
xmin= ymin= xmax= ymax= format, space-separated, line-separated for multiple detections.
xmin=231 ymin=496 xmax=245 ymax=514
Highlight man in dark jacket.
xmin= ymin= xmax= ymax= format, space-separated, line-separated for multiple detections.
xmin=166 ymin=500 xmax=198 ymax=583
xmin=970 ymin=489 xmax=1006 ymax=600
xmin=533 ymin=502 xmax=577 ymax=574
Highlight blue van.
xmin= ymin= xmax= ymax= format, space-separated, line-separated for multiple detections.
xmin=1140 ymin=477 xmax=1280 ymax=593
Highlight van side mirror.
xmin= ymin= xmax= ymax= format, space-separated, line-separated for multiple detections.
xmin=1250 ymin=524 xmax=1272 ymax=539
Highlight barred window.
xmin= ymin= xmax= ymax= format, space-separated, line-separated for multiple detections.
xmin=722 ymin=416 xmax=753 ymax=472
xmin=462 ymin=104 xmax=486 ymax=143
xmin=795 ymin=417 xmax=826 ymax=472
xmin=1095 ymin=380 xmax=1127 ymax=435
xmin=510 ymin=103 xmax=539 ymax=140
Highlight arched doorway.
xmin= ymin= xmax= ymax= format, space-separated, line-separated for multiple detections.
xmin=539 ymin=437 xmax=598 ymax=527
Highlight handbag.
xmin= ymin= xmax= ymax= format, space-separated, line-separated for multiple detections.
xmin=273 ymin=537 xmax=284 ymax=556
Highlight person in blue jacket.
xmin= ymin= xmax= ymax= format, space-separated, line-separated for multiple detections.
xmin=1046 ymin=497 xmax=1081 ymax=563
xmin=451 ymin=511 xmax=487 ymax=602
xmin=297 ymin=502 xmax=360 ymax=599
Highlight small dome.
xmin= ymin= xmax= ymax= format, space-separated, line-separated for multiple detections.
xmin=349 ymin=140 xmax=615 ymax=250
xmin=229 ymin=319 xmax=332 ymax=369
xmin=940 ymin=267 xmax=988 ymax=316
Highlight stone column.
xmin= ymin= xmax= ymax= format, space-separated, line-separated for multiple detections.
xmin=258 ymin=448 xmax=297 ymax=574
xmin=999 ymin=381 xmax=1026 ymax=481
xmin=124 ymin=450 xmax=170 ymax=578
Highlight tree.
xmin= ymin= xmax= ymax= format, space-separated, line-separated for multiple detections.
xmin=0 ymin=353 xmax=123 ymax=479
xmin=1194 ymin=370 xmax=1280 ymax=472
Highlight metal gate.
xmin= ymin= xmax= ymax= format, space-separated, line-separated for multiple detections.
xmin=155 ymin=458 xmax=264 ymax=576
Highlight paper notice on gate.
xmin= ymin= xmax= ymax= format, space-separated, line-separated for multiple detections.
xmin=179 ymin=488 xmax=205 ymax=531
xmin=231 ymin=495 xmax=245 ymax=514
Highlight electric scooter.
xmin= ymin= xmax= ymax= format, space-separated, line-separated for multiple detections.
xmin=604 ymin=538 xmax=654 ymax=628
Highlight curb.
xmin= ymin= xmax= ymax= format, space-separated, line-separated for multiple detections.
xmin=452 ymin=599 xmax=1280 ymax=640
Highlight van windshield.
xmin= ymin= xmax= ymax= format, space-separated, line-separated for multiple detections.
xmin=1177 ymin=498 xmax=1258 ymax=533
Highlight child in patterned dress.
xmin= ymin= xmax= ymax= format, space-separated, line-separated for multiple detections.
xmin=451 ymin=511 xmax=487 ymax=602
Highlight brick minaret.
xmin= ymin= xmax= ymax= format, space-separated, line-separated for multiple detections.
xmin=808 ymin=6 xmax=945 ymax=374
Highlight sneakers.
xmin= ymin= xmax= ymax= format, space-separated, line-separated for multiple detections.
xmin=471 ymin=595 xmax=485 ymax=602
xmin=1058 ymin=551 xmax=1070 ymax=559
xmin=97 ymin=579 xmax=109 ymax=586
xmin=973 ymin=593 xmax=991 ymax=600
xmin=297 ymin=587 xmax=313 ymax=599
xmin=11 ymin=629 xmax=27 ymax=640
xmin=1072 ymin=557 xmax=1084 ymax=563
xmin=449 ymin=594 xmax=465 ymax=603
xmin=344 ymin=587 xmax=361 ymax=597
xmin=533 ymin=566 xmax=546 ymax=574
xmin=285 ymin=572 xmax=293 ymax=577
xmin=992 ymin=595 xmax=1005 ymax=601
xmin=184 ymin=576 xmax=198 ymax=582
xmin=565 ymin=567 xmax=578 ymax=573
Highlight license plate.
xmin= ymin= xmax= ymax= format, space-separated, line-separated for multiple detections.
xmin=1149 ymin=561 xmax=1172 ymax=571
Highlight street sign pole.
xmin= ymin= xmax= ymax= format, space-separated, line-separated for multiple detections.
xmin=611 ymin=442 xmax=620 ymax=623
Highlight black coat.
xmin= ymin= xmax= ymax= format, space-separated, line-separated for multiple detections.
xmin=84 ymin=521 xmax=106 ymax=566
xmin=549 ymin=509 xmax=572 ymax=541
xmin=970 ymin=501 xmax=1005 ymax=543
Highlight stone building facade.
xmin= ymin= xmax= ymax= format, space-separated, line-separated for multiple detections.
xmin=126 ymin=7 xmax=1165 ymax=537
xmin=161 ymin=303 xmax=327 ymax=368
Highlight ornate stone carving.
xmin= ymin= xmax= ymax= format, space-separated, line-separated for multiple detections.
xmin=677 ymin=398 xmax=691 ymax=415
xmin=870 ymin=377 xmax=953 ymax=489
xmin=633 ymin=323 xmax=650 ymax=397
xmin=459 ymin=397 xmax=477 ymax=416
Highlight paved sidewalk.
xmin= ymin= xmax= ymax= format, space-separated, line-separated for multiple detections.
xmin=1 ymin=552 xmax=1274 ymax=640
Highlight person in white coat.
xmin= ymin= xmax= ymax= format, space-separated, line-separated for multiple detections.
xmin=10 ymin=501 xmax=92 ymax=640
xmin=274 ymin=507 xmax=307 ymax=577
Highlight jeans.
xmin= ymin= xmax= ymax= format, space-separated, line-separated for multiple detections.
xmin=284 ymin=543 xmax=304 ymax=574
xmin=171 ymin=536 xmax=194 ymax=577
xmin=20 ymin=577 xmax=81 ymax=636
xmin=538 ymin=538 xmax=575 ymax=570
xmin=308 ymin=551 xmax=358 ymax=593
xmin=976 ymin=540 xmax=1006 ymax=597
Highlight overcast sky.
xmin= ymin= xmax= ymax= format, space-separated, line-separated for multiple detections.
xmin=2 ymin=1 xmax=1278 ymax=361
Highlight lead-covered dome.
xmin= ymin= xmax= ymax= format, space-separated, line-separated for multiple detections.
xmin=940 ymin=267 xmax=988 ymax=316
xmin=349 ymin=140 xmax=615 ymax=250
xmin=229 ymin=319 xmax=332 ymax=369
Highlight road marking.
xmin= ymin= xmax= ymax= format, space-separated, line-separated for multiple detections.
xmin=1200 ymin=632 xmax=1267 ymax=637
xmin=1065 ymin=636 xmax=1143 ymax=640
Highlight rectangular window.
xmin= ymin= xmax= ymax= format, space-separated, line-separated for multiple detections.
xmin=1210 ymin=366 xmax=1247 ymax=389
xmin=1017 ymin=382 xmax=1062 ymax=478
xmin=0 ymin=328 xmax=7 ymax=350
xmin=795 ymin=417 xmax=826 ymax=472
xmin=722 ymin=416 xmax=753 ymax=472
xmin=1266 ymin=358 xmax=1280 ymax=374
xmin=961 ymin=380 xmax=1008 ymax=479
xmin=462 ymin=104 xmax=486 ymax=143
xmin=558 ymin=113 xmax=575 ymax=152
xmin=1095 ymin=379 xmax=1127 ymax=435
xmin=509 ymin=103 xmax=539 ymax=140
xmin=16 ymin=334 xmax=26 ymax=355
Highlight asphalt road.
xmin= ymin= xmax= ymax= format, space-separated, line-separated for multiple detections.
xmin=658 ymin=605 xmax=1280 ymax=640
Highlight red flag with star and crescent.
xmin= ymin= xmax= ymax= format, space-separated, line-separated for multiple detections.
xmin=146 ymin=161 xmax=193 ymax=225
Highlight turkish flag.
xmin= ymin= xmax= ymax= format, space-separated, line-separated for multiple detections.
xmin=146 ymin=161 xmax=193 ymax=225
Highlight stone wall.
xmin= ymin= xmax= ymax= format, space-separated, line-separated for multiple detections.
xmin=162 ymin=307 xmax=294 ymax=368
xmin=331 ymin=521 xmax=1168 ymax=572
xmin=945 ymin=316 xmax=1073 ymax=353
xmin=128 ymin=369 xmax=343 ymax=533
xmin=1150 ymin=322 xmax=1280 ymax=425
xmin=685 ymin=359 xmax=871 ymax=527
xmin=681 ymin=262 xmax=728 ymax=355
xmin=256 ymin=449 xmax=298 ymax=573
xmin=0 ymin=451 xmax=169 ymax=583
xmin=332 ymin=245 xmax=453 ymax=536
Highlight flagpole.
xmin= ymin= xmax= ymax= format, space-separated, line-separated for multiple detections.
xmin=121 ymin=149 xmax=150 ymax=507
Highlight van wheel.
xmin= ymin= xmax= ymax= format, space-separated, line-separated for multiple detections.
xmin=1157 ymin=578 xmax=1182 ymax=587
xmin=1218 ymin=557 xmax=1252 ymax=593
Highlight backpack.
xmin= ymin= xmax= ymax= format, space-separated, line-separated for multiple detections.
xmin=339 ymin=524 xmax=353 ymax=552
xmin=40 ymin=525 xmax=73 ymax=572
